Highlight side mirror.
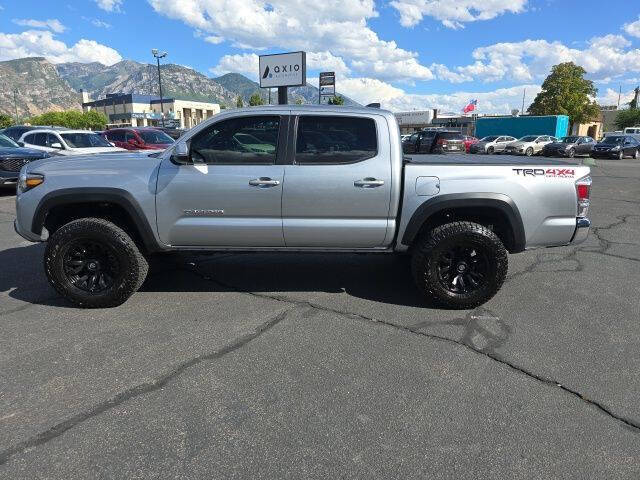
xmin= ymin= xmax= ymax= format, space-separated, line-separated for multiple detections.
xmin=51 ymin=142 xmax=62 ymax=149
xmin=17 ymin=141 xmax=25 ymax=147
xmin=170 ymin=142 xmax=191 ymax=164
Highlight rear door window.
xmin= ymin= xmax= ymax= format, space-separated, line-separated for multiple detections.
xmin=295 ymin=116 xmax=377 ymax=165
xmin=26 ymin=132 xmax=48 ymax=146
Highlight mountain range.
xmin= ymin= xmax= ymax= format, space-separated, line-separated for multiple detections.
xmin=0 ymin=57 xmax=358 ymax=118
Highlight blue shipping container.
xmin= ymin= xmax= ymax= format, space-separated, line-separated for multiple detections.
xmin=475 ymin=115 xmax=569 ymax=139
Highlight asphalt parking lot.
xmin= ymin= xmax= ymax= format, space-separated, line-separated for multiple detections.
xmin=1 ymin=157 xmax=639 ymax=479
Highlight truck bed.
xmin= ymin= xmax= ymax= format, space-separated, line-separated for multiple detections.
xmin=404 ymin=154 xmax=575 ymax=166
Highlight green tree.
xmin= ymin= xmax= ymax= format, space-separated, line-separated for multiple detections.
xmin=295 ymin=98 xmax=303 ymax=105
xmin=327 ymin=95 xmax=345 ymax=106
xmin=0 ymin=113 xmax=13 ymax=129
xmin=249 ymin=93 xmax=265 ymax=106
xmin=615 ymin=109 xmax=640 ymax=130
xmin=27 ymin=110 xmax=107 ymax=130
xmin=527 ymin=62 xmax=599 ymax=129
xmin=236 ymin=96 xmax=244 ymax=108
xmin=82 ymin=110 xmax=108 ymax=129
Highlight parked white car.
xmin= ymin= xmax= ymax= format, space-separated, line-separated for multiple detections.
xmin=469 ymin=135 xmax=517 ymax=154
xmin=18 ymin=129 xmax=126 ymax=155
xmin=504 ymin=135 xmax=557 ymax=156
xmin=623 ymin=126 xmax=640 ymax=142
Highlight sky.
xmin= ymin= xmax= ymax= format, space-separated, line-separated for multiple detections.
xmin=1 ymin=0 xmax=640 ymax=113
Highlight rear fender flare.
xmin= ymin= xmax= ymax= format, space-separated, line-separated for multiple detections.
xmin=401 ymin=193 xmax=526 ymax=253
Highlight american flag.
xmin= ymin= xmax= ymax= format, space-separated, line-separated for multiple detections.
xmin=463 ymin=99 xmax=478 ymax=113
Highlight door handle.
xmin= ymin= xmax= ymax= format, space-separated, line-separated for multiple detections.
xmin=354 ymin=177 xmax=385 ymax=188
xmin=249 ymin=177 xmax=280 ymax=187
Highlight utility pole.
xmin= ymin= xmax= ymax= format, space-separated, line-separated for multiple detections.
xmin=617 ymin=85 xmax=621 ymax=109
xmin=13 ymin=88 xmax=19 ymax=124
xmin=151 ymin=49 xmax=167 ymax=127
xmin=521 ymin=88 xmax=526 ymax=115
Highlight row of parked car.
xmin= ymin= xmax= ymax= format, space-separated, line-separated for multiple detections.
xmin=401 ymin=130 xmax=640 ymax=160
xmin=0 ymin=125 xmax=176 ymax=189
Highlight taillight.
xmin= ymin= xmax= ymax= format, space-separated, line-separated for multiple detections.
xmin=575 ymin=175 xmax=591 ymax=217
xmin=437 ymin=138 xmax=447 ymax=145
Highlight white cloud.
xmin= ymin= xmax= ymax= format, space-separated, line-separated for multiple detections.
xmin=95 ymin=0 xmax=123 ymax=12
xmin=12 ymin=18 xmax=66 ymax=33
xmin=204 ymin=35 xmax=223 ymax=44
xmin=91 ymin=19 xmax=112 ymax=28
xmin=443 ymin=35 xmax=640 ymax=83
xmin=334 ymin=76 xmax=541 ymax=114
xmin=623 ymin=16 xmax=640 ymax=38
xmin=389 ymin=0 xmax=528 ymax=28
xmin=0 ymin=29 xmax=122 ymax=65
xmin=148 ymin=0 xmax=433 ymax=82
xmin=596 ymin=88 xmax=636 ymax=107
xmin=306 ymin=51 xmax=351 ymax=77
xmin=209 ymin=53 xmax=259 ymax=78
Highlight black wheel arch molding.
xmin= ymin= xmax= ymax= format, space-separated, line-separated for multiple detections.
xmin=400 ymin=193 xmax=526 ymax=253
xmin=31 ymin=187 xmax=164 ymax=253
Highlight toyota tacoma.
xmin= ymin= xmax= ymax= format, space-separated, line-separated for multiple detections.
xmin=14 ymin=105 xmax=591 ymax=309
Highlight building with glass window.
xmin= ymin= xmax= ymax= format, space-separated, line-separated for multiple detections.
xmin=81 ymin=92 xmax=221 ymax=129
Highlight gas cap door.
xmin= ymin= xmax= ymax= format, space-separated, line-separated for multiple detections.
xmin=415 ymin=176 xmax=440 ymax=196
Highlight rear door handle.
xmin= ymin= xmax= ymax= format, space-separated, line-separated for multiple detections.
xmin=354 ymin=177 xmax=385 ymax=188
xmin=249 ymin=177 xmax=280 ymax=187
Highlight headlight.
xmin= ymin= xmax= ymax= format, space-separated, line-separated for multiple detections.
xmin=18 ymin=172 xmax=44 ymax=193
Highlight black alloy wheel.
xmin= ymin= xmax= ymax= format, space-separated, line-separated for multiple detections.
xmin=567 ymin=148 xmax=575 ymax=158
xmin=62 ymin=240 xmax=120 ymax=293
xmin=435 ymin=243 xmax=490 ymax=295
xmin=411 ymin=221 xmax=508 ymax=309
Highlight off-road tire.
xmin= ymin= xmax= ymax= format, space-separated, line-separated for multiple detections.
xmin=411 ymin=221 xmax=508 ymax=309
xmin=44 ymin=217 xmax=148 ymax=308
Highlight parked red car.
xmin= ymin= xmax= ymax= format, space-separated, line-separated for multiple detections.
xmin=103 ymin=127 xmax=175 ymax=151
xmin=463 ymin=135 xmax=478 ymax=153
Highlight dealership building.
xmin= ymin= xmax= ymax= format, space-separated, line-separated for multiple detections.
xmin=81 ymin=91 xmax=221 ymax=129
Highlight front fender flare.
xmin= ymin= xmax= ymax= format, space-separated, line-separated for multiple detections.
xmin=31 ymin=187 xmax=162 ymax=253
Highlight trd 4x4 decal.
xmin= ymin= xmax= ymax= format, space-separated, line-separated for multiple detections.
xmin=513 ymin=168 xmax=575 ymax=178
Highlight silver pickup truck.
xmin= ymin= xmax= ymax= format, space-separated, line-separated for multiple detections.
xmin=14 ymin=105 xmax=591 ymax=309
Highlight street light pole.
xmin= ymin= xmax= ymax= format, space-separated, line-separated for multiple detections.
xmin=151 ymin=49 xmax=167 ymax=127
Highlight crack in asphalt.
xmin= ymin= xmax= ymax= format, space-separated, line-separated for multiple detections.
xmin=0 ymin=308 xmax=291 ymax=466
xmin=506 ymin=214 xmax=640 ymax=282
xmin=182 ymin=262 xmax=640 ymax=434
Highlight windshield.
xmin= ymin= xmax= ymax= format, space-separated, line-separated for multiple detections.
xmin=0 ymin=134 xmax=19 ymax=148
xmin=480 ymin=136 xmax=498 ymax=142
xmin=560 ymin=136 xmax=579 ymax=143
xmin=61 ymin=133 xmax=112 ymax=148
xmin=138 ymin=130 xmax=174 ymax=144
xmin=602 ymin=136 xmax=624 ymax=145
xmin=519 ymin=136 xmax=538 ymax=142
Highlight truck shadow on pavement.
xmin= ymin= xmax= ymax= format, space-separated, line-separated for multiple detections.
xmin=1 ymin=244 xmax=427 ymax=309
xmin=0 ymin=243 xmax=67 ymax=308
xmin=141 ymin=252 xmax=428 ymax=308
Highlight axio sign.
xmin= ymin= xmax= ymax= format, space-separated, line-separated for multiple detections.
xmin=259 ymin=51 xmax=306 ymax=88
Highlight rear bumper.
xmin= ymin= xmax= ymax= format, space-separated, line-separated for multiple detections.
xmin=570 ymin=218 xmax=590 ymax=245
